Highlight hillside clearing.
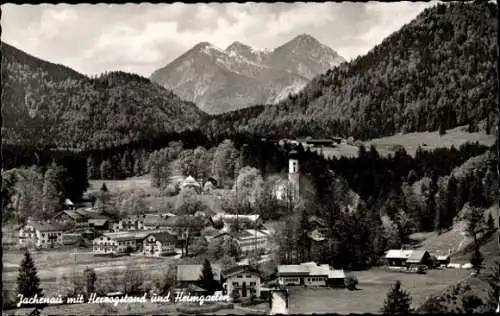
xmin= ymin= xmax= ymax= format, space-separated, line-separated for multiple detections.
xmin=317 ymin=124 xmax=495 ymax=159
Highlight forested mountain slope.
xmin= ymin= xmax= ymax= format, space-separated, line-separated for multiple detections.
xmin=1 ymin=42 xmax=206 ymax=150
xmin=204 ymin=2 xmax=498 ymax=140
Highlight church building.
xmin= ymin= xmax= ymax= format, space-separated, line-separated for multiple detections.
xmin=274 ymin=150 xmax=300 ymax=205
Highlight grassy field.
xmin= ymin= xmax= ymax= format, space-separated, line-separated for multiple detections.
xmin=318 ymin=124 xmax=495 ymax=159
xmin=87 ymin=175 xmax=157 ymax=195
xmin=2 ymin=248 xmax=177 ymax=295
xmin=287 ymin=267 xmax=470 ymax=314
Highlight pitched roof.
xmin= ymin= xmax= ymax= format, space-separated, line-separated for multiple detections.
xmin=385 ymin=249 xmax=414 ymax=259
xmin=88 ymin=219 xmax=108 ymax=226
xmin=328 ymin=269 xmax=346 ymax=279
xmin=27 ymin=221 xmax=63 ymax=232
xmin=278 ymin=262 xmax=345 ymax=279
xmin=221 ymin=265 xmax=262 ymax=279
xmin=177 ymin=264 xmax=221 ymax=282
xmin=101 ymin=231 xmax=151 ymax=242
xmin=235 ymin=229 xmax=268 ymax=240
xmin=55 ymin=208 xmax=110 ymax=221
xmin=212 ymin=214 xmax=261 ymax=223
xmin=277 ymin=265 xmax=310 ymax=276
xmin=181 ymin=176 xmax=201 ymax=188
xmin=145 ymin=231 xmax=177 ymax=244
xmin=307 ymin=229 xmax=326 ymax=241
xmin=406 ymin=250 xmax=429 ymax=263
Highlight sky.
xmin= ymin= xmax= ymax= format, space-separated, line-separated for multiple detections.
xmin=1 ymin=2 xmax=437 ymax=77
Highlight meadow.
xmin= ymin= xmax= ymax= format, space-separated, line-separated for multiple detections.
xmin=287 ymin=267 xmax=470 ymax=314
xmin=2 ymin=248 xmax=178 ymax=295
xmin=317 ymin=124 xmax=496 ymax=159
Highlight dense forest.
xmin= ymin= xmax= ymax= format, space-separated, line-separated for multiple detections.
xmin=1 ymin=42 xmax=206 ymax=150
xmin=203 ymin=2 xmax=498 ymax=140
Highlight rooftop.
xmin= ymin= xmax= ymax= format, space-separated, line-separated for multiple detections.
xmin=221 ymin=265 xmax=262 ymax=279
xmin=278 ymin=262 xmax=345 ymax=279
xmin=385 ymin=249 xmax=414 ymax=259
xmin=145 ymin=231 xmax=177 ymax=244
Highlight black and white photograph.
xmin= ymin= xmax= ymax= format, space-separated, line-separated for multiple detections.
xmin=1 ymin=1 xmax=499 ymax=315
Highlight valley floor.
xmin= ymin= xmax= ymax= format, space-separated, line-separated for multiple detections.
xmin=287 ymin=268 xmax=470 ymax=314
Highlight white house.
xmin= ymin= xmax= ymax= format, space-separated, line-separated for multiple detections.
xmin=19 ymin=220 xmax=63 ymax=248
xmin=277 ymin=262 xmax=345 ymax=287
xmin=92 ymin=231 xmax=151 ymax=255
xmin=234 ymin=229 xmax=269 ymax=254
xmin=142 ymin=231 xmax=177 ymax=256
xmin=112 ymin=214 xmax=146 ymax=232
xmin=222 ymin=265 xmax=262 ymax=299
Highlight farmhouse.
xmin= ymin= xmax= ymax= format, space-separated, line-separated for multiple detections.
xmin=385 ymin=249 xmax=413 ymax=267
xmin=112 ymin=214 xmax=146 ymax=231
xmin=19 ymin=220 xmax=63 ymax=248
xmin=53 ymin=208 xmax=113 ymax=230
xmin=222 ymin=265 xmax=262 ymax=298
xmin=92 ymin=231 xmax=151 ymax=255
xmin=385 ymin=249 xmax=433 ymax=268
xmin=277 ymin=262 xmax=345 ymax=287
xmin=435 ymin=254 xmax=451 ymax=267
xmin=142 ymin=231 xmax=177 ymax=256
xmin=176 ymin=264 xmax=222 ymax=288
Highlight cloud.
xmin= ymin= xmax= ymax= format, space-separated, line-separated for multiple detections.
xmin=1 ymin=2 xmax=435 ymax=77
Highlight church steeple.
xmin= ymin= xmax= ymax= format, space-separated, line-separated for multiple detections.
xmin=288 ymin=150 xmax=300 ymax=203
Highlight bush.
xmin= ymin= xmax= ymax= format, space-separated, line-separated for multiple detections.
xmin=344 ymin=274 xmax=359 ymax=290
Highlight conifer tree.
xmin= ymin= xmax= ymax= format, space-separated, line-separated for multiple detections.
xmin=381 ymin=280 xmax=412 ymax=314
xmin=17 ymin=251 xmax=42 ymax=298
xmin=199 ymin=259 xmax=216 ymax=294
xmin=42 ymin=165 xmax=64 ymax=219
xmin=470 ymin=248 xmax=484 ymax=275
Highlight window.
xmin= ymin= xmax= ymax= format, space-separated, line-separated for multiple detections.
xmin=237 ymin=275 xmax=243 ymax=278
xmin=246 ymin=274 xmax=252 ymax=278
xmin=250 ymin=282 xmax=256 ymax=287
xmin=232 ymin=282 xmax=238 ymax=287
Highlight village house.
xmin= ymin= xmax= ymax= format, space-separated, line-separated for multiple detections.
xmin=112 ymin=214 xmax=146 ymax=231
xmin=180 ymin=176 xmax=202 ymax=194
xmin=211 ymin=214 xmax=263 ymax=229
xmin=64 ymin=198 xmax=77 ymax=210
xmin=211 ymin=229 xmax=269 ymax=255
xmin=235 ymin=229 xmax=269 ymax=254
xmin=176 ymin=264 xmax=222 ymax=289
xmin=92 ymin=231 xmax=152 ymax=255
xmin=142 ymin=231 xmax=177 ymax=256
xmin=277 ymin=262 xmax=345 ymax=287
xmin=385 ymin=249 xmax=433 ymax=268
xmin=53 ymin=208 xmax=113 ymax=231
xmin=222 ymin=265 xmax=262 ymax=299
xmin=19 ymin=220 xmax=64 ymax=248
xmin=435 ymin=254 xmax=451 ymax=268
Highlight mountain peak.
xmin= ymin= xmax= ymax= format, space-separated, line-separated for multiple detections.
xmin=291 ymin=33 xmax=321 ymax=45
xmin=190 ymin=42 xmax=222 ymax=54
xmin=226 ymin=41 xmax=251 ymax=52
